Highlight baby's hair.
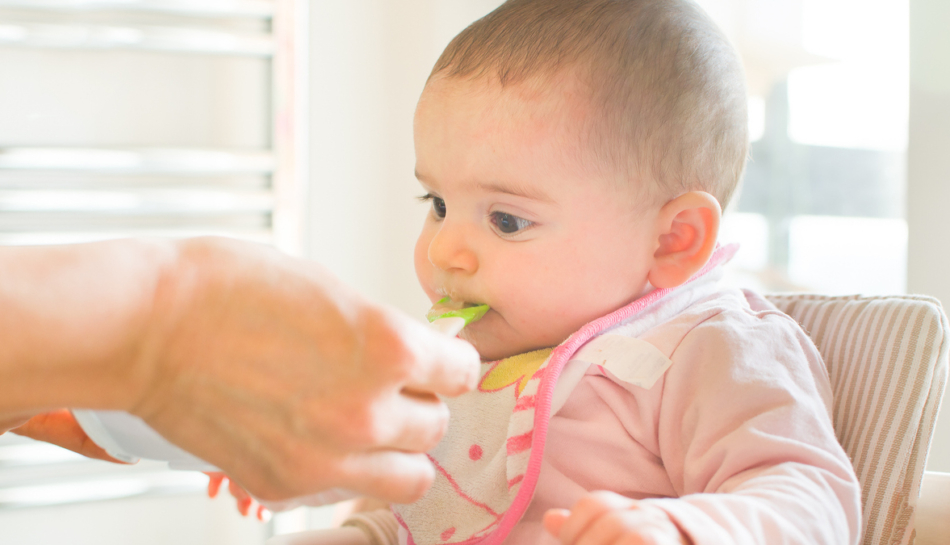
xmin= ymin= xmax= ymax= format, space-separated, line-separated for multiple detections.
xmin=429 ymin=0 xmax=748 ymax=208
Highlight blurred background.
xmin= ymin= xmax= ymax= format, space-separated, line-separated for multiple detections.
xmin=0 ymin=0 xmax=946 ymax=543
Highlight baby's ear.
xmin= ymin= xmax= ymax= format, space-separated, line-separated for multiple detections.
xmin=647 ymin=191 xmax=721 ymax=289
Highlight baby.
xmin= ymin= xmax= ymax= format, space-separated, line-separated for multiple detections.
xmin=395 ymin=0 xmax=861 ymax=544
xmin=217 ymin=1 xmax=861 ymax=543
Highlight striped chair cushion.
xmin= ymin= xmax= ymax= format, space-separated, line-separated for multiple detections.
xmin=766 ymin=294 xmax=949 ymax=545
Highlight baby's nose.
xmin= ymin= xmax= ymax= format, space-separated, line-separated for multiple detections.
xmin=428 ymin=222 xmax=478 ymax=274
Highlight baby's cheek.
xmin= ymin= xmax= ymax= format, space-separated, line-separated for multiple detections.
xmin=413 ymin=235 xmax=436 ymax=297
xmin=499 ymin=300 xmax=567 ymax=349
xmin=506 ymin=287 xmax=573 ymax=333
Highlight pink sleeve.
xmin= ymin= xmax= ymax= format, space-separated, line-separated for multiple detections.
xmin=643 ymin=310 xmax=862 ymax=545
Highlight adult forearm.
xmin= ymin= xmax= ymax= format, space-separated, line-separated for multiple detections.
xmin=0 ymin=236 xmax=481 ymax=502
xmin=0 ymin=239 xmax=174 ymax=415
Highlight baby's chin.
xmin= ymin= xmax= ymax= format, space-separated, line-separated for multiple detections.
xmin=460 ymin=326 xmax=556 ymax=362
xmin=473 ymin=344 xmax=523 ymax=363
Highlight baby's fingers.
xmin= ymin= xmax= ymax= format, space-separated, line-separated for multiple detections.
xmin=580 ymin=510 xmax=653 ymax=545
xmin=544 ymin=508 xmax=571 ymax=538
xmin=593 ymin=504 xmax=689 ymax=545
xmin=554 ymin=491 xmax=637 ymax=544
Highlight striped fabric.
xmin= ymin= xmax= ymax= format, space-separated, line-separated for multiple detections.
xmin=766 ymin=294 xmax=949 ymax=545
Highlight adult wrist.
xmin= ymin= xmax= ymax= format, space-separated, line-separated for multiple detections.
xmin=0 ymin=239 xmax=177 ymax=416
xmin=123 ymin=237 xmax=210 ymax=420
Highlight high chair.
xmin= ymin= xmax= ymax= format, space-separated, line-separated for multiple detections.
xmin=267 ymin=294 xmax=950 ymax=545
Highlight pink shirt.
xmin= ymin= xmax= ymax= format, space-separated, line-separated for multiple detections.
xmin=508 ymin=286 xmax=861 ymax=544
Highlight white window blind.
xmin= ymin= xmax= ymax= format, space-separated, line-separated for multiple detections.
xmin=0 ymin=0 xmax=307 ymax=253
xmin=0 ymin=0 xmax=307 ymax=510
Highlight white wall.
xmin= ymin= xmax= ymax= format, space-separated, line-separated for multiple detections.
xmin=0 ymin=493 xmax=265 ymax=545
xmin=907 ymin=0 xmax=950 ymax=472
xmin=306 ymin=1 xmax=503 ymax=318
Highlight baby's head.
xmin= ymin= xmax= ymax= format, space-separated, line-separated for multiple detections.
xmin=413 ymin=0 xmax=748 ymax=361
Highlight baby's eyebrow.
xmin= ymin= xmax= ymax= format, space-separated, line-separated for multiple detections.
xmin=416 ymin=170 xmax=552 ymax=203
xmin=414 ymin=169 xmax=433 ymax=184
xmin=476 ymin=180 xmax=552 ymax=203
xmin=414 ymin=170 xmax=442 ymax=195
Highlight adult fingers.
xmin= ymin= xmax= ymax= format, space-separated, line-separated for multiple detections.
xmin=558 ymin=491 xmax=637 ymax=545
xmin=368 ymin=389 xmax=449 ymax=453
xmin=333 ymin=450 xmax=437 ymax=504
xmin=12 ymin=410 xmax=129 ymax=464
xmin=399 ymin=319 xmax=481 ymax=398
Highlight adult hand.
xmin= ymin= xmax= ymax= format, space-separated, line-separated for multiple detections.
xmin=0 ymin=237 xmax=480 ymax=504
xmin=130 ymin=238 xmax=481 ymax=503
xmin=0 ymin=414 xmax=30 ymax=436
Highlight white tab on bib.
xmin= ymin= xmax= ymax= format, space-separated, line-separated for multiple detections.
xmin=572 ymin=334 xmax=673 ymax=390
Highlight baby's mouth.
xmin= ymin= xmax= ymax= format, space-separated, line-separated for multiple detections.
xmin=426 ymin=296 xmax=490 ymax=325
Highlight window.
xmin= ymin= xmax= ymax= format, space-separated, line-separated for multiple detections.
xmin=697 ymin=0 xmax=909 ymax=296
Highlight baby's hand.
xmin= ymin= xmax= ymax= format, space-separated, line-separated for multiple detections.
xmin=206 ymin=472 xmax=270 ymax=521
xmin=544 ymin=491 xmax=691 ymax=545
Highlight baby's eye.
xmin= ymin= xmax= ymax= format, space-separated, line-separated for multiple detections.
xmin=490 ymin=211 xmax=533 ymax=235
xmin=420 ymin=193 xmax=446 ymax=219
xmin=432 ymin=197 xmax=446 ymax=219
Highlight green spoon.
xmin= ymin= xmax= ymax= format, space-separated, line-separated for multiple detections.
xmin=427 ymin=297 xmax=490 ymax=335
